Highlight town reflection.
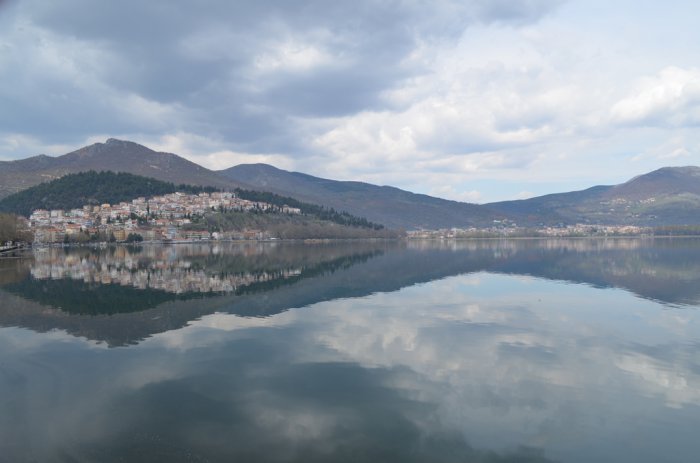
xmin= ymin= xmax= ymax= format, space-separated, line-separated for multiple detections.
xmin=0 ymin=242 xmax=390 ymax=345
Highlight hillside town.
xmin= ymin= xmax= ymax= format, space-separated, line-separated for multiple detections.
xmin=28 ymin=191 xmax=301 ymax=244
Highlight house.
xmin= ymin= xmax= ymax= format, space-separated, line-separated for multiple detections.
xmin=183 ymin=230 xmax=211 ymax=241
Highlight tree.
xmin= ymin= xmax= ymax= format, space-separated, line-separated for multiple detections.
xmin=0 ymin=213 xmax=32 ymax=243
xmin=125 ymin=233 xmax=144 ymax=243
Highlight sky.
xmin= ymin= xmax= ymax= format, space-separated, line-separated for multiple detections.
xmin=1 ymin=0 xmax=700 ymax=203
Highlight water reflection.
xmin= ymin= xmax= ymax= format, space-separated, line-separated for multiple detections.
xmin=14 ymin=242 xmax=387 ymax=296
xmin=2 ymin=239 xmax=700 ymax=347
xmin=0 ymin=242 xmax=388 ymax=346
xmin=1 ymin=239 xmax=700 ymax=462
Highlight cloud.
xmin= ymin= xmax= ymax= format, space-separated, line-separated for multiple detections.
xmin=429 ymin=185 xmax=483 ymax=203
xmin=144 ymin=132 xmax=297 ymax=170
xmin=472 ymin=0 xmax=564 ymax=25
xmin=3 ymin=0 xmax=560 ymax=140
xmin=630 ymin=133 xmax=697 ymax=163
xmin=0 ymin=1 xmax=561 ymax=159
xmin=304 ymin=35 xmax=579 ymax=184
xmin=514 ymin=190 xmax=536 ymax=200
xmin=610 ymin=66 xmax=700 ymax=127
xmin=5 ymin=0 xmax=700 ymax=202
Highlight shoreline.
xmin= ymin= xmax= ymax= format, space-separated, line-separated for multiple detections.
xmin=406 ymin=234 xmax=700 ymax=241
xmin=22 ymin=233 xmax=700 ymax=249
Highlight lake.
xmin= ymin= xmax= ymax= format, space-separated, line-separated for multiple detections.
xmin=1 ymin=239 xmax=699 ymax=462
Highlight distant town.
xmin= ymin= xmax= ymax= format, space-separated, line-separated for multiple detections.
xmin=406 ymin=223 xmax=656 ymax=239
xmin=28 ymin=191 xmax=300 ymax=244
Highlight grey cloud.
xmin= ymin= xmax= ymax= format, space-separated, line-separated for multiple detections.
xmin=259 ymin=66 xmax=410 ymax=117
xmin=473 ymin=0 xmax=563 ymax=24
xmin=0 ymin=50 xmax=144 ymax=143
xmin=1 ymin=0 xmax=562 ymax=154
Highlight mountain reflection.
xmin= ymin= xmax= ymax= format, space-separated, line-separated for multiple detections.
xmin=1 ymin=238 xmax=700 ymax=346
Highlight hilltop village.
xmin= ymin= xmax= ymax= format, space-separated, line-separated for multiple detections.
xmin=28 ymin=191 xmax=301 ymax=244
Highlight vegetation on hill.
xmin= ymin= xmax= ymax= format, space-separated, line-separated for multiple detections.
xmin=234 ymin=188 xmax=385 ymax=230
xmin=0 ymin=171 xmax=393 ymax=238
xmin=187 ymin=211 xmax=402 ymax=239
xmin=0 ymin=171 xmax=216 ymax=217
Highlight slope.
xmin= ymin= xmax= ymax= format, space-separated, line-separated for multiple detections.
xmin=219 ymin=163 xmax=501 ymax=230
xmin=487 ymin=166 xmax=700 ymax=226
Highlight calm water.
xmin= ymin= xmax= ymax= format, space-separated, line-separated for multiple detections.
xmin=1 ymin=239 xmax=700 ymax=462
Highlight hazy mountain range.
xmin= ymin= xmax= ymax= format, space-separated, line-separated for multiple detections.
xmin=2 ymin=138 xmax=700 ymax=229
xmin=487 ymin=166 xmax=700 ymax=226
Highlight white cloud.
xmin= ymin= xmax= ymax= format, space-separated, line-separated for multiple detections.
xmin=514 ymin=190 xmax=536 ymax=200
xmin=0 ymin=133 xmax=75 ymax=159
xmin=429 ymin=185 xmax=483 ymax=203
xmin=610 ymin=66 xmax=700 ymax=127
xmin=4 ymin=0 xmax=700 ymax=202
xmin=197 ymin=150 xmax=295 ymax=171
xmin=253 ymin=39 xmax=336 ymax=74
xmin=144 ymin=132 xmax=295 ymax=170
xmin=305 ymin=25 xmax=591 ymax=190
xmin=660 ymin=147 xmax=691 ymax=160
xmin=630 ymin=134 xmax=696 ymax=163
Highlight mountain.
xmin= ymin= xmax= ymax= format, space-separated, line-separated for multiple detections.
xmin=609 ymin=166 xmax=700 ymax=198
xmin=0 ymin=138 xmax=242 ymax=198
xmin=222 ymin=163 xmax=700 ymax=229
xmin=486 ymin=166 xmax=700 ymax=226
xmin=4 ymin=138 xmax=700 ymax=229
xmin=219 ymin=164 xmax=501 ymax=229
xmin=2 ymin=143 xmax=503 ymax=229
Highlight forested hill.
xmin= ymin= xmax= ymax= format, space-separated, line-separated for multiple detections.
xmin=0 ymin=171 xmax=388 ymax=230
xmin=0 ymin=171 xmax=215 ymax=217
xmin=234 ymin=188 xmax=385 ymax=230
